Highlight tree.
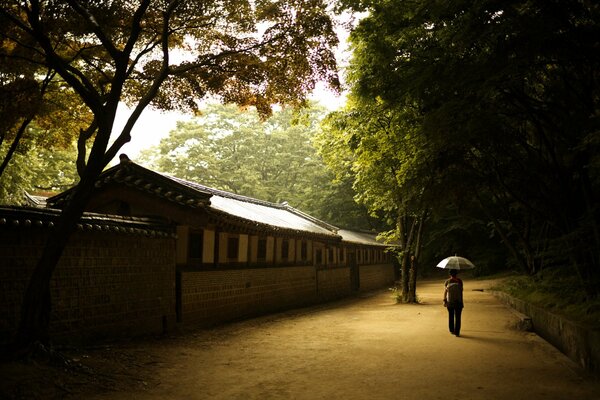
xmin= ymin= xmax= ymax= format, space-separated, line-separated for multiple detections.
xmin=335 ymin=0 xmax=599 ymax=296
xmin=317 ymin=99 xmax=428 ymax=302
xmin=0 ymin=0 xmax=339 ymax=351
xmin=0 ymin=129 xmax=79 ymax=204
xmin=0 ymin=52 xmax=92 ymax=181
xmin=140 ymin=102 xmax=380 ymax=229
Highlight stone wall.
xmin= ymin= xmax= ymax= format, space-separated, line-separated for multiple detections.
xmin=494 ymin=291 xmax=600 ymax=379
xmin=359 ymin=264 xmax=396 ymax=292
xmin=179 ymin=263 xmax=396 ymax=327
xmin=179 ymin=266 xmax=317 ymax=325
xmin=317 ymin=266 xmax=352 ymax=301
xmin=0 ymin=208 xmax=176 ymax=345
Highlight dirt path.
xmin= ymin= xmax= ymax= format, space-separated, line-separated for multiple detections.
xmin=3 ymin=277 xmax=600 ymax=399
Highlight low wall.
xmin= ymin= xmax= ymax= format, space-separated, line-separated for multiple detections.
xmin=359 ymin=264 xmax=396 ymax=292
xmin=179 ymin=263 xmax=396 ymax=327
xmin=494 ymin=291 xmax=600 ymax=378
xmin=180 ymin=266 xmax=318 ymax=325
xmin=0 ymin=208 xmax=176 ymax=345
xmin=317 ymin=266 xmax=352 ymax=301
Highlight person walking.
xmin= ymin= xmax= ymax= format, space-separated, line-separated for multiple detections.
xmin=443 ymin=269 xmax=464 ymax=336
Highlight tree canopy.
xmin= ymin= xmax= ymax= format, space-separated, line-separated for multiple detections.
xmin=326 ymin=0 xmax=599 ymax=297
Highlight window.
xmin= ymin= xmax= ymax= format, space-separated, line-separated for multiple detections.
xmin=227 ymin=237 xmax=239 ymax=260
xmin=315 ymin=249 xmax=322 ymax=265
xmin=281 ymin=239 xmax=289 ymax=260
xmin=300 ymin=241 xmax=308 ymax=261
xmin=189 ymin=232 xmax=203 ymax=260
xmin=257 ymin=238 xmax=267 ymax=260
xmin=339 ymin=248 xmax=345 ymax=263
xmin=328 ymin=247 xmax=334 ymax=263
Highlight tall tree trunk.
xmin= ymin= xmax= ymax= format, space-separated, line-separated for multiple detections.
xmin=398 ymin=215 xmax=417 ymax=303
xmin=407 ymin=213 xmax=425 ymax=303
xmin=15 ymin=149 xmax=105 ymax=353
xmin=408 ymin=256 xmax=417 ymax=303
xmin=396 ymin=215 xmax=407 ymax=301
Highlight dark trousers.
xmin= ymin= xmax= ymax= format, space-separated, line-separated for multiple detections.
xmin=447 ymin=305 xmax=463 ymax=335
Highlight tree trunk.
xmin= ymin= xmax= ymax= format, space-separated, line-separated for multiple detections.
xmin=407 ymin=214 xmax=425 ymax=303
xmin=398 ymin=215 xmax=417 ymax=303
xmin=401 ymin=251 xmax=410 ymax=303
xmin=408 ymin=255 xmax=417 ymax=303
xmin=15 ymin=209 xmax=78 ymax=349
xmin=14 ymin=155 xmax=104 ymax=353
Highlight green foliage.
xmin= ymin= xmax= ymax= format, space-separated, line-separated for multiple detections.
xmin=0 ymin=151 xmax=35 ymax=205
xmin=0 ymin=136 xmax=78 ymax=205
xmin=139 ymin=103 xmax=381 ymax=230
xmin=419 ymin=213 xmax=508 ymax=278
xmin=334 ymin=0 xmax=600 ymax=294
xmin=315 ymin=78 xmax=430 ymax=302
xmin=317 ymin=100 xmax=427 ymax=225
xmin=497 ymin=269 xmax=600 ymax=330
xmin=389 ymin=286 xmax=402 ymax=303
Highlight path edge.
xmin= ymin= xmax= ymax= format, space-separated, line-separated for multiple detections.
xmin=491 ymin=290 xmax=600 ymax=380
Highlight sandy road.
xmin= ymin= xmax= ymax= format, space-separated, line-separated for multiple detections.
xmin=78 ymin=277 xmax=599 ymax=400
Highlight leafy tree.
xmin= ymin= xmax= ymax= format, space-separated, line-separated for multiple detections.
xmin=334 ymin=0 xmax=599 ymax=297
xmin=0 ymin=129 xmax=79 ymax=204
xmin=140 ymin=102 xmax=380 ymax=229
xmin=0 ymin=0 xmax=339 ymax=351
xmin=317 ymin=99 xmax=427 ymax=302
xmin=0 ymin=60 xmax=92 ymax=181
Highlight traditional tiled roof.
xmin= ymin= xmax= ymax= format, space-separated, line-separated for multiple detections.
xmin=337 ymin=229 xmax=389 ymax=247
xmin=24 ymin=192 xmax=47 ymax=208
xmin=165 ymin=174 xmax=339 ymax=236
xmin=0 ymin=206 xmax=174 ymax=237
xmin=46 ymin=157 xmax=390 ymax=246
xmin=47 ymin=160 xmax=212 ymax=210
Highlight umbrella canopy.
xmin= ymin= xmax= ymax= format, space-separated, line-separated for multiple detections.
xmin=436 ymin=256 xmax=476 ymax=270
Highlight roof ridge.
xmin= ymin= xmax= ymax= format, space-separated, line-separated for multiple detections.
xmin=163 ymin=173 xmax=288 ymax=209
xmin=281 ymin=203 xmax=339 ymax=232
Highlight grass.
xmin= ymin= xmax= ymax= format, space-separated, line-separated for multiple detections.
xmin=389 ymin=287 xmax=402 ymax=303
xmin=493 ymin=268 xmax=600 ymax=331
xmin=389 ymin=286 xmax=422 ymax=304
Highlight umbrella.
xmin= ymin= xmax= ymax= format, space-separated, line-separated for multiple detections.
xmin=436 ymin=255 xmax=476 ymax=270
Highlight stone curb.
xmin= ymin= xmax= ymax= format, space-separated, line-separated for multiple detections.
xmin=491 ymin=290 xmax=600 ymax=379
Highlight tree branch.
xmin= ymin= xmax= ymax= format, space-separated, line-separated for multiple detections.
xmin=103 ymin=0 xmax=179 ymax=165
xmin=76 ymin=119 xmax=98 ymax=177
xmin=65 ymin=0 xmax=121 ymax=61
xmin=25 ymin=1 xmax=102 ymax=112
xmin=122 ymin=0 xmax=153 ymax=57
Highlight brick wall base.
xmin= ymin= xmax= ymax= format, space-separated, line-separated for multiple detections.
xmin=359 ymin=264 xmax=396 ymax=292
xmin=180 ymin=266 xmax=317 ymax=325
xmin=1 ymin=221 xmax=176 ymax=345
